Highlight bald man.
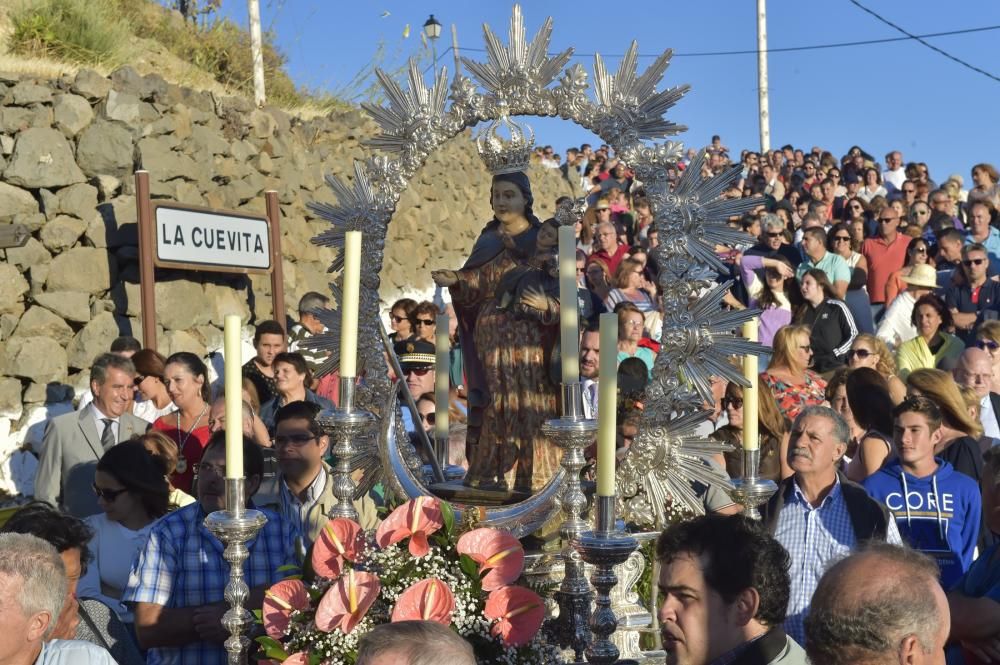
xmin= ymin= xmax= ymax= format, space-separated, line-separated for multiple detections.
xmin=954 ymin=347 xmax=1000 ymax=440
xmin=587 ymin=221 xmax=628 ymax=275
xmin=804 ymin=544 xmax=949 ymax=665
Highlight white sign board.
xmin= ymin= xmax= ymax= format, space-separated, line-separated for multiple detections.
xmin=154 ymin=204 xmax=271 ymax=271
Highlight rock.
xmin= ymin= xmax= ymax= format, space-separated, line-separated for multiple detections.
xmin=94 ymin=174 xmax=121 ymax=201
xmin=189 ymin=124 xmax=229 ymax=155
xmin=109 ymin=66 xmax=143 ymax=94
xmin=76 ymin=121 xmax=134 ymax=177
xmin=4 ymin=337 xmax=67 ymax=383
xmin=52 ymin=93 xmax=93 ymax=137
xmin=0 ymin=107 xmax=31 ymax=133
xmin=39 ymin=188 xmax=58 ymax=220
xmin=39 ymin=215 xmax=87 ymax=252
xmin=203 ymin=283 xmax=250 ymax=326
xmin=0 ymin=135 xmax=13 ymax=155
xmin=249 ymin=109 xmax=276 ymax=139
xmin=4 ymin=237 xmax=49 ymax=271
xmin=4 ymin=128 xmax=85 ymax=188
xmin=46 ymin=247 xmax=113 ymax=294
xmin=34 ymin=291 xmax=90 ymax=323
xmin=1 ymin=313 xmax=20 ymax=341
xmin=72 ymin=70 xmax=112 ymax=100
xmin=0 ymin=264 xmax=29 ymax=315
xmin=13 ymin=306 xmax=74 ymax=345
xmin=163 ymin=329 xmax=206 ymax=357
xmin=66 ymin=311 xmax=118 ymax=370
xmin=0 ymin=378 xmax=22 ymax=420
xmin=57 ymin=182 xmax=98 ymax=220
xmin=155 ymin=280 xmax=210 ymax=330
xmin=23 ymin=380 xmax=74 ymax=405
xmin=0 ymin=182 xmax=37 ymax=221
xmin=102 ymin=89 xmax=142 ymax=126
xmin=253 ymin=151 xmax=273 ymax=174
xmin=8 ymin=80 xmax=52 ymax=106
xmin=229 ymin=139 xmax=258 ymax=162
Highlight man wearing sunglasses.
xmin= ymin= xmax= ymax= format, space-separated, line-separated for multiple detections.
xmin=966 ymin=200 xmax=1000 ymax=273
xmin=942 ymin=243 xmax=1000 ymax=345
xmin=862 ymin=207 xmax=911 ymax=321
xmin=393 ymin=339 xmax=437 ymax=436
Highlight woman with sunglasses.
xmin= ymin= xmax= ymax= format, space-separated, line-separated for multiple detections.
xmin=388 ymin=298 xmax=417 ymax=343
xmin=710 ymin=381 xmax=791 ymax=483
xmin=734 ymin=251 xmax=799 ymax=347
xmin=78 ymin=441 xmax=169 ymax=623
xmin=827 ymin=221 xmax=875 ymax=335
xmin=604 ymin=257 xmax=657 ymax=313
xmin=794 ymin=269 xmax=859 ymax=375
xmin=975 ymin=320 xmax=1000 ymax=389
xmin=884 ymin=237 xmax=933 ymax=306
xmin=895 ymin=294 xmax=964 ymax=380
xmin=846 ymin=334 xmax=908 ymax=404
xmin=762 ymin=324 xmax=828 ymax=421
xmin=408 ymin=301 xmax=439 ymax=343
xmin=844 ymin=367 xmax=895 ymax=481
xmin=129 ymin=349 xmax=176 ymax=424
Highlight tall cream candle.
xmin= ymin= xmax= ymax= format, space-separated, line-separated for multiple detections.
xmin=434 ymin=314 xmax=450 ymax=452
xmin=742 ymin=319 xmax=759 ymax=451
xmin=339 ymin=231 xmax=362 ymax=378
xmin=596 ymin=313 xmax=618 ymax=497
xmin=223 ymin=314 xmax=244 ymax=479
xmin=558 ymin=225 xmax=580 ymax=386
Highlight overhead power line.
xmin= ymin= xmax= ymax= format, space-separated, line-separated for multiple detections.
xmin=847 ymin=0 xmax=1000 ymax=84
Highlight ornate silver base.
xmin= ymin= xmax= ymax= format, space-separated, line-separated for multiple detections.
xmin=203 ymin=477 xmax=268 ymax=665
xmin=318 ymin=377 xmax=375 ymax=521
xmin=542 ymin=382 xmax=598 ymax=661
xmin=729 ymin=447 xmax=778 ymax=520
xmin=574 ymin=495 xmax=639 ymax=665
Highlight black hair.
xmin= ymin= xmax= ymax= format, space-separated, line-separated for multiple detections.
xmin=203 ymin=431 xmax=265 ymax=482
xmin=97 ymin=441 xmax=170 ymax=519
xmin=274 ymin=400 xmax=323 ymax=438
xmin=272 ymin=352 xmax=312 ymax=388
xmin=491 ymin=172 xmax=539 ymax=225
xmin=911 ymin=293 xmax=952 ymax=329
xmin=1 ymin=501 xmax=93 ymax=573
xmin=164 ymin=351 xmax=211 ymax=402
xmin=110 ymin=336 xmax=141 ymax=353
xmin=253 ymin=320 xmax=286 ymax=346
xmin=656 ymin=514 xmax=790 ymax=627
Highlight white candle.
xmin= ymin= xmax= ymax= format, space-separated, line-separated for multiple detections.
xmin=742 ymin=320 xmax=759 ymax=451
xmin=596 ymin=313 xmax=618 ymax=497
xmin=223 ymin=314 xmax=243 ymax=479
xmin=558 ymin=225 xmax=580 ymax=386
xmin=434 ymin=314 xmax=450 ymax=450
xmin=339 ymin=231 xmax=362 ymax=378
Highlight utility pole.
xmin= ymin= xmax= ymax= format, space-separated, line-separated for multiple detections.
xmin=756 ymin=0 xmax=771 ymax=153
xmin=247 ymin=0 xmax=266 ymax=107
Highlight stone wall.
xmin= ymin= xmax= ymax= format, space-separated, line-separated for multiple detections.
xmin=0 ymin=66 xmax=575 ymax=494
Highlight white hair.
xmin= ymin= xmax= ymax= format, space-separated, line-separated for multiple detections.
xmin=0 ymin=533 xmax=67 ymax=639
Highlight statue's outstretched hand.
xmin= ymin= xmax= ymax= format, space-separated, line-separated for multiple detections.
xmin=520 ymin=285 xmax=550 ymax=311
xmin=432 ymin=270 xmax=458 ymax=287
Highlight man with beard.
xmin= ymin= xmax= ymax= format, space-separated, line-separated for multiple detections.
xmin=656 ymin=514 xmax=806 ymax=664
xmin=760 ymin=406 xmax=902 ymax=646
xmin=580 ymin=325 xmax=600 ymax=419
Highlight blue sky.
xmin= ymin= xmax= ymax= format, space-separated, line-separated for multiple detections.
xmin=222 ymin=1 xmax=1000 ymax=182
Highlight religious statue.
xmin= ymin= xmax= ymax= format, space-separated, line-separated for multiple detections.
xmin=431 ymin=115 xmax=561 ymax=493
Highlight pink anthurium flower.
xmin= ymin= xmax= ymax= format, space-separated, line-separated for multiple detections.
xmin=391 ymin=578 xmax=456 ymax=626
xmin=315 ymin=569 xmax=381 ymax=634
xmin=262 ymin=579 xmax=309 ymax=639
xmin=375 ymin=496 xmax=444 ymax=557
xmin=484 ymin=586 xmax=546 ymax=647
xmin=262 ymin=653 xmax=308 ymax=665
xmin=311 ymin=517 xmax=364 ymax=580
xmin=456 ymin=528 xmax=525 ymax=591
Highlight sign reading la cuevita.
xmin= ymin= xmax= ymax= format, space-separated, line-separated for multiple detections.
xmin=153 ymin=203 xmax=271 ymax=271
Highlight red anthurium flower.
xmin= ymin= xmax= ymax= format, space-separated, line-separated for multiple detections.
xmin=262 ymin=579 xmax=309 ymax=639
xmin=375 ymin=496 xmax=444 ymax=557
xmin=311 ymin=517 xmax=364 ymax=580
xmin=456 ymin=528 xmax=525 ymax=591
xmin=262 ymin=653 xmax=308 ymax=665
xmin=315 ymin=569 xmax=381 ymax=634
xmin=391 ymin=578 xmax=456 ymax=626
xmin=484 ymin=586 xmax=546 ymax=647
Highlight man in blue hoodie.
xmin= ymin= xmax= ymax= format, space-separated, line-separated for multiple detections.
xmin=864 ymin=395 xmax=982 ymax=587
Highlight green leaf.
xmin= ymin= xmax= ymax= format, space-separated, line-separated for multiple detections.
xmin=440 ymin=499 xmax=454 ymax=536
xmin=254 ymin=636 xmax=288 ymax=660
xmin=252 ymin=609 xmax=263 ymax=622
xmin=458 ymin=553 xmax=479 ymax=580
xmin=277 ymin=564 xmax=301 ymax=573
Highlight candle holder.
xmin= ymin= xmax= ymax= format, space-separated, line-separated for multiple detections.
xmin=574 ymin=495 xmax=639 ymax=665
xmin=729 ymin=446 xmax=778 ymax=520
xmin=203 ymin=477 xmax=268 ymax=665
xmin=541 ymin=381 xmax=598 ymax=660
xmin=319 ymin=376 xmax=375 ymax=521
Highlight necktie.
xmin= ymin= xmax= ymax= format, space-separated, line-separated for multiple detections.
xmin=100 ymin=418 xmax=116 ymax=450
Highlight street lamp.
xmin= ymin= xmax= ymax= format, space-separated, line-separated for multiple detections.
xmin=423 ymin=14 xmax=442 ymax=74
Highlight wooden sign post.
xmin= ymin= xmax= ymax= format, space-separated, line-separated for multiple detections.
xmin=134 ymin=171 xmax=285 ymax=350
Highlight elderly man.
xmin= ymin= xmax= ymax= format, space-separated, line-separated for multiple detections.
xmin=587 ymin=220 xmax=628 ymax=275
xmin=882 ymin=150 xmax=906 ymax=193
xmin=762 ymin=405 xmax=902 ymax=646
xmin=954 ymin=347 xmax=1000 ymax=439
xmin=862 ymin=205 xmax=911 ymax=318
xmin=357 ymin=621 xmax=474 ymax=665
xmin=942 ymin=243 xmax=1000 ymax=345
xmin=288 ymin=291 xmax=339 ymax=403
xmin=656 ymin=514 xmax=806 ymax=664
xmin=796 ymin=226 xmax=850 ymax=299
xmin=35 ymin=353 xmax=149 ymax=517
xmin=125 ymin=434 xmax=296 ymax=665
xmin=804 ymin=544 xmax=949 ymax=665
xmin=0 ymin=533 xmax=117 ymax=665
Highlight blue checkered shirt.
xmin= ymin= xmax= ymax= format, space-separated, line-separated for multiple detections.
xmin=122 ymin=502 xmax=296 ymax=665
xmin=775 ymin=476 xmax=902 ymax=646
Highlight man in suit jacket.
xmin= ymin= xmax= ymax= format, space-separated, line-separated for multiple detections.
xmin=953 ymin=347 xmax=1000 ymax=440
xmin=35 ymin=353 xmax=149 ymax=517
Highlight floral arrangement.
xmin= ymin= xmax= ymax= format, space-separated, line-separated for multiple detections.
xmin=258 ymin=496 xmax=564 ymax=664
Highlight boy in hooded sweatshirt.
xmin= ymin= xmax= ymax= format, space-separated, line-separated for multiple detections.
xmin=863 ymin=395 xmax=982 ymax=588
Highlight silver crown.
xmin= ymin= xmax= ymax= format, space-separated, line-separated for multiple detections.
xmin=475 ymin=112 xmax=534 ymax=175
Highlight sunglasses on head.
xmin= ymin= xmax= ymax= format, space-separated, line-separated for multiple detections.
xmin=414 ymin=318 xmax=435 ymax=326
xmin=93 ymin=484 xmax=128 ymax=502
xmin=976 ymin=339 xmax=1000 ymax=351
xmin=963 ymin=258 xmax=987 ymax=267
xmin=847 ymin=348 xmax=873 ymax=359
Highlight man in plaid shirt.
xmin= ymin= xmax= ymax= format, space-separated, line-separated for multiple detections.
xmin=124 ymin=433 xmax=297 ymax=664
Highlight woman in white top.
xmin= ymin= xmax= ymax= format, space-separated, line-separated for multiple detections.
xmin=79 ymin=441 xmax=170 ymax=623
xmin=129 ymin=349 xmax=176 ymax=423
xmin=857 ymin=167 xmax=887 ymax=203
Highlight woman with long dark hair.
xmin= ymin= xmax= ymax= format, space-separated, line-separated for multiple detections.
xmin=827 ymin=222 xmax=874 ymax=334
xmin=895 ymin=294 xmax=964 ymax=379
xmin=735 ymin=252 xmax=800 ymax=348
xmin=794 ymin=269 xmax=858 ymax=374
xmin=151 ymin=352 xmax=211 ymax=493
xmin=844 ymin=367 xmax=894 ymax=481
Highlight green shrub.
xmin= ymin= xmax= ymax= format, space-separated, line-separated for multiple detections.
xmin=8 ymin=0 xmax=130 ymax=65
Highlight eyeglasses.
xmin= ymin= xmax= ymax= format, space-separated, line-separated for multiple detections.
xmin=193 ymin=462 xmax=225 ymax=477
xmin=766 ymin=232 xmax=784 ymax=238
xmin=624 ymin=320 xmax=644 ymax=328
xmin=92 ymin=484 xmax=128 ymax=502
xmin=414 ymin=318 xmax=435 ymax=326
xmin=133 ymin=375 xmax=147 ymax=388
xmin=722 ymin=397 xmax=744 ymax=410
xmin=847 ymin=348 xmax=873 ymax=359
xmin=902 ymin=188 xmax=916 ymax=194
xmin=833 ymin=236 xmax=851 ymax=242
xmin=274 ymin=432 xmax=316 ymax=447
xmin=912 ymin=246 xmax=928 ymax=254
xmin=849 ymin=205 xmax=863 ymax=210
xmin=878 ymin=217 xmax=897 ymax=223
xmin=405 ymin=367 xmax=432 ymax=376
xmin=391 ymin=315 xmax=406 ymax=323
xmin=912 ymin=209 xmax=930 ymax=215
xmin=976 ymin=339 xmax=1000 ymax=351
xmin=963 ymin=258 xmax=987 ymax=267
xmin=419 ymin=412 xmax=436 ymax=425
xmin=799 ymin=345 xmax=814 ymax=353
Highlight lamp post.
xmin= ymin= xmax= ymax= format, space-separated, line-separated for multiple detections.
xmin=423 ymin=14 xmax=442 ymax=77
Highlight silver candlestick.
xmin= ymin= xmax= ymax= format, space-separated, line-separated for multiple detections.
xmin=204 ymin=477 xmax=268 ymax=665
xmin=729 ymin=446 xmax=778 ymax=520
xmin=541 ymin=381 xmax=598 ymax=661
xmin=319 ymin=377 xmax=375 ymax=521
xmin=574 ymin=495 xmax=639 ymax=665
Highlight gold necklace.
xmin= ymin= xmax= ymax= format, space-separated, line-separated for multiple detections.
xmin=175 ymin=403 xmax=208 ymax=474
